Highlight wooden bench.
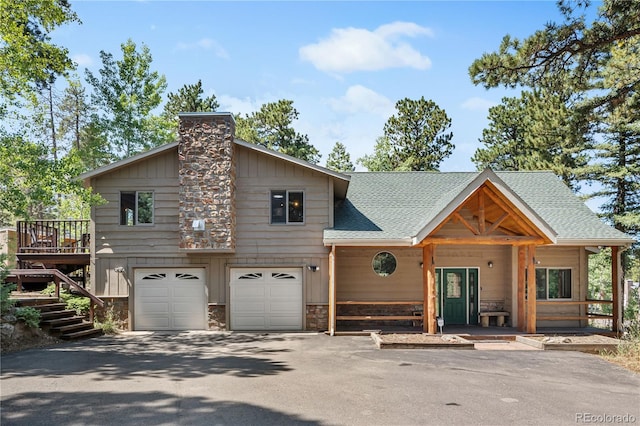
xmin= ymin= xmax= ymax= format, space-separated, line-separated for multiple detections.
xmin=336 ymin=301 xmax=423 ymax=324
xmin=479 ymin=311 xmax=510 ymax=327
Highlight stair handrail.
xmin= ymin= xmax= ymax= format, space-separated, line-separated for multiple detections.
xmin=8 ymin=269 xmax=105 ymax=321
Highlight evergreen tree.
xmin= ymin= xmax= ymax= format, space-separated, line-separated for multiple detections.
xmin=326 ymin=142 xmax=354 ymax=172
xmin=358 ymin=136 xmax=412 ymax=172
xmin=358 ymin=97 xmax=453 ymax=171
xmin=473 ymin=90 xmax=589 ymax=190
xmin=235 ymin=100 xmax=320 ymax=164
xmin=469 ymin=0 xmax=640 ymax=258
xmin=162 ymin=80 xmax=219 ymax=122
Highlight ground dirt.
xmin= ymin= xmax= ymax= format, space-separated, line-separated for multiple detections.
xmin=0 ymin=323 xmax=63 ymax=354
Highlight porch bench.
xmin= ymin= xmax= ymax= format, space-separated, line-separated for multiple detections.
xmin=479 ymin=311 xmax=510 ymax=327
xmin=336 ymin=301 xmax=423 ymax=324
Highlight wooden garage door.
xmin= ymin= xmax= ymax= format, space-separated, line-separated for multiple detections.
xmin=134 ymin=268 xmax=207 ymax=331
xmin=230 ymin=268 xmax=303 ymax=331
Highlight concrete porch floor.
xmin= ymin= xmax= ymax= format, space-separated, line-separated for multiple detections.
xmin=334 ymin=324 xmax=618 ymax=338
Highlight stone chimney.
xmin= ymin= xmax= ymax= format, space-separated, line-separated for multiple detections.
xmin=178 ymin=113 xmax=236 ymax=251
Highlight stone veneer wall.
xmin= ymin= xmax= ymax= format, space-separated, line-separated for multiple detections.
xmin=208 ymin=305 xmax=226 ymax=330
xmin=306 ymin=304 xmax=328 ymax=331
xmin=178 ymin=113 xmax=236 ymax=250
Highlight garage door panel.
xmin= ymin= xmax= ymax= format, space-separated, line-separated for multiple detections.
xmin=233 ymin=301 xmax=266 ymax=313
xmin=230 ymin=268 xmax=302 ymax=331
xmin=173 ymin=315 xmax=203 ymax=329
xmin=269 ymin=284 xmax=302 ymax=298
xmin=233 ymin=313 xmax=267 ymax=328
xmin=268 ymin=315 xmax=301 ymax=328
xmin=138 ymin=286 xmax=171 ymax=298
xmin=137 ymin=316 xmax=171 ymax=330
xmin=140 ymin=302 xmax=170 ymax=314
xmin=269 ymin=302 xmax=300 ymax=313
xmin=172 ymin=284 xmax=204 ymax=297
xmin=232 ymin=285 xmax=266 ymax=298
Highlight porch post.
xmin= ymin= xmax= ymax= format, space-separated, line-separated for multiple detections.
xmin=517 ymin=246 xmax=526 ymax=331
xmin=328 ymin=244 xmax=336 ymax=336
xmin=526 ymin=245 xmax=537 ymax=334
xmin=611 ymin=246 xmax=620 ymax=333
xmin=423 ymin=244 xmax=437 ymax=334
xmin=54 ymin=275 xmax=60 ymax=299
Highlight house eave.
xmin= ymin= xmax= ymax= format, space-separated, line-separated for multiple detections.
xmin=554 ymin=238 xmax=635 ymax=248
xmin=323 ymin=238 xmax=413 ymax=247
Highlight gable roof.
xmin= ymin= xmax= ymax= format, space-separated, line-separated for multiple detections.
xmin=325 ymin=170 xmax=634 ymax=247
xmin=79 ymin=139 xmax=351 ymax=198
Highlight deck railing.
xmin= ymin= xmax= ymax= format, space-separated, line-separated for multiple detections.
xmin=8 ymin=269 xmax=104 ymax=322
xmin=536 ymin=299 xmax=614 ymax=323
xmin=17 ymin=220 xmax=90 ymax=254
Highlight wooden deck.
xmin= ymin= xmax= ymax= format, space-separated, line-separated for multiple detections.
xmin=13 ymin=220 xmax=90 ymax=287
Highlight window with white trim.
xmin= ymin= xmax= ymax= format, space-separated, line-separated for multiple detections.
xmin=120 ymin=191 xmax=154 ymax=226
xmin=536 ymin=268 xmax=572 ymax=299
xmin=270 ymin=190 xmax=304 ymax=224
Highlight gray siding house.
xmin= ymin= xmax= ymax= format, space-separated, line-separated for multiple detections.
xmin=80 ymin=113 xmax=634 ymax=334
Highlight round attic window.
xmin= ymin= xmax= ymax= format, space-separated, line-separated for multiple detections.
xmin=372 ymin=251 xmax=397 ymax=277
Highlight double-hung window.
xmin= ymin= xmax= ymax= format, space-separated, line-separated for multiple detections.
xmin=270 ymin=190 xmax=304 ymax=224
xmin=536 ymin=268 xmax=572 ymax=300
xmin=120 ymin=191 xmax=154 ymax=226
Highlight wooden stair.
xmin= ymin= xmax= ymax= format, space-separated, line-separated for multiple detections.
xmin=17 ymin=301 xmax=103 ymax=340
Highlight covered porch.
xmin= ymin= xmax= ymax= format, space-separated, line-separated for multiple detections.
xmin=326 ymin=177 xmax=623 ymax=335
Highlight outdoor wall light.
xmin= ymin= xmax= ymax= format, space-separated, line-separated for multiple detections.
xmin=534 ymin=257 xmax=541 ymax=265
xmin=307 ymin=265 xmax=319 ymax=272
xmin=488 ymin=261 xmax=494 ymax=268
xmin=192 ymin=219 xmax=205 ymax=231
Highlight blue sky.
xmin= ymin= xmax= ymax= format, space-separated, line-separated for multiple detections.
xmin=55 ymin=1 xmax=579 ymax=172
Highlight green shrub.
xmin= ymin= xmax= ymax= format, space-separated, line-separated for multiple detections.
xmin=95 ymin=308 xmax=118 ymax=334
xmin=0 ymin=256 xmax=16 ymax=316
xmin=15 ymin=306 xmax=41 ymax=328
xmin=41 ymin=284 xmax=90 ymax=316
xmin=1 ymin=283 xmax=16 ymax=315
xmin=67 ymin=296 xmax=90 ymax=315
xmin=41 ymin=283 xmax=57 ymax=296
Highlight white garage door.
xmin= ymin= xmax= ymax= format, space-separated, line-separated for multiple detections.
xmin=134 ymin=268 xmax=207 ymax=331
xmin=230 ymin=268 xmax=303 ymax=331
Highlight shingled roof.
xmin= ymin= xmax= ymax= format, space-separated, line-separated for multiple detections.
xmin=324 ymin=170 xmax=634 ymax=247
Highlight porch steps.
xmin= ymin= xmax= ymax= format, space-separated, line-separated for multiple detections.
xmin=16 ymin=299 xmax=103 ymax=340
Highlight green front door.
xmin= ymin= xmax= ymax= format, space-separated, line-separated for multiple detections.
xmin=442 ymin=269 xmax=467 ymax=325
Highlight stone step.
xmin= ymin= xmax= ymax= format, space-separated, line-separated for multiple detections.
xmin=51 ymin=322 xmax=95 ymax=335
xmin=30 ymin=303 xmax=67 ymax=313
xmin=41 ymin=315 xmax=84 ymax=328
xmin=60 ymin=328 xmax=103 ymax=340
xmin=40 ymin=309 xmax=77 ymax=320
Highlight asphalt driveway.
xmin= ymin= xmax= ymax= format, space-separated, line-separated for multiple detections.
xmin=1 ymin=332 xmax=639 ymax=426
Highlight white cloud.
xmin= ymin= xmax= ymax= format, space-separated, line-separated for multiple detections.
xmin=218 ymin=93 xmax=285 ymax=116
xmin=327 ymin=85 xmax=394 ymax=117
xmin=299 ymin=21 xmax=433 ymax=73
xmin=72 ymin=53 xmax=93 ymax=67
xmin=176 ymin=38 xmax=229 ymax=58
xmin=461 ymin=97 xmax=496 ymax=111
